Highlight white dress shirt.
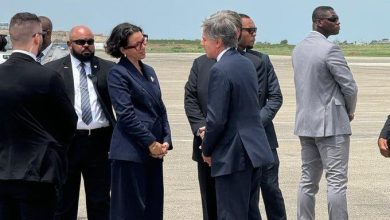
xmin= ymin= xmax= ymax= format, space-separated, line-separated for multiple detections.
xmin=12 ymin=50 xmax=37 ymax=60
xmin=216 ymin=47 xmax=231 ymax=62
xmin=70 ymin=55 xmax=109 ymax=129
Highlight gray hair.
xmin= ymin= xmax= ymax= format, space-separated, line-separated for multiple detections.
xmin=202 ymin=10 xmax=241 ymax=48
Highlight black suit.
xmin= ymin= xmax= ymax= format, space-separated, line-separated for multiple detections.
xmin=0 ymin=52 xmax=77 ymax=219
xmin=379 ymin=116 xmax=390 ymax=139
xmin=185 ymin=55 xmax=216 ymax=220
xmin=45 ymin=55 xmax=115 ymax=220
xmin=247 ymin=49 xmax=287 ymax=220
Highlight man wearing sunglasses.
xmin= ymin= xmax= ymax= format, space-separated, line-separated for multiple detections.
xmin=238 ymin=13 xmax=287 ymax=220
xmin=37 ymin=16 xmax=68 ymax=64
xmin=45 ymin=25 xmax=115 ymax=220
xmin=292 ymin=6 xmax=358 ymax=220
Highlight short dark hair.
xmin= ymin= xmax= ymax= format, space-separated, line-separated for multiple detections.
xmin=105 ymin=23 xmax=143 ymax=58
xmin=39 ymin=16 xmax=53 ymax=31
xmin=312 ymin=6 xmax=334 ymax=22
xmin=9 ymin=12 xmax=41 ymax=44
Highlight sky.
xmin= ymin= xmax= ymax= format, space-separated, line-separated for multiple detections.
xmin=1 ymin=0 xmax=389 ymax=44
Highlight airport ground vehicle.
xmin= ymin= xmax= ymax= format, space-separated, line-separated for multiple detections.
xmin=0 ymin=34 xmax=12 ymax=64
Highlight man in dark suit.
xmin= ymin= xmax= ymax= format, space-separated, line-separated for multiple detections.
xmin=45 ymin=25 xmax=115 ymax=220
xmin=238 ymin=14 xmax=286 ymax=220
xmin=185 ymin=39 xmax=265 ymax=220
xmin=378 ymin=116 xmax=390 ymax=157
xmin=0 ymin=12 xmax=77 ymax=220
xmin=200 ymin=10 xmax=273 ymax=219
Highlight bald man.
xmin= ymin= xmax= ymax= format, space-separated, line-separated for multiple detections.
xmin=45 ymin=25 xmax=115 ymax=220
xmin=37 ymin=16 xmax=68 ymax=64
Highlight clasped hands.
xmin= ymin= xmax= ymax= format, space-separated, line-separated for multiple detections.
xmin=149 ymin=141 xmax=169 ymax=159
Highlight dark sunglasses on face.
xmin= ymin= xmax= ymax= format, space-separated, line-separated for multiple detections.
xmin=321 ymin=15 xmax=339 ymax=23
xmin=41 ymin=30 xmax=49 ymax=37
xmin=72 ymin=39 xmax=95 ymax=46
xmin=32 ymin=31 xmax=47 ymax=37
xmin=242 ymin=27 xmax=257 ymax=35
xmin=124 ymin=34 xmax=148 ymax=50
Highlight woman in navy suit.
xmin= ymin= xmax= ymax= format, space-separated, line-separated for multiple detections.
xmin=105 ymin=23 xmax=172 ymax=220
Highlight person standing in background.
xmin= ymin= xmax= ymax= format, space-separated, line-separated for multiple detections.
xmin=238 ymin=13 xmax=286 ymax=220
xmin=292 ymin=6 xmax=358 ymax=220
xmin=45 ymin=25 xmax=115 ymax=220
xmin=37 ymin=16 xmax=68 ymax=64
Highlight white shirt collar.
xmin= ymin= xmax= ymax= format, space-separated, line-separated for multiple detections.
xmin=216 ymin=47 xmax=231 ymax=62
xmin=70 ymin=54 xmax=91 ymax=70
xmin=12 ymin=50 xmax=37 ymax=60
xmin=41 ymin=43 xmax=53 ymax=56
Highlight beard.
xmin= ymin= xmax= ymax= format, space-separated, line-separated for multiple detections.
xmin=72 ymin=50 xmax=95 ymax=62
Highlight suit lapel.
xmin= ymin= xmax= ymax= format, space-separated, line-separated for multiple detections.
xmin=61 ymin=56 xmax=75 ymax=105
xmin=44 ymin=46 xmax=55 ymax=61
xmin=88 ymin=58 xmax=116 ymax=126
xmin=119 ymin=58 xmax=161 ymax=106
xmin=219 ymin=47 xmax=236 ymax=61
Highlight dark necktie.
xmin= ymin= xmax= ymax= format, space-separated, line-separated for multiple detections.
xmin=36 ymin=52 xmax=44 ymax=63
xmin=79 ymin=62 xmax=93 ymax=125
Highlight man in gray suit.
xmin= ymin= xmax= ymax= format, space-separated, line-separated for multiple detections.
xmin=37 ymin=16 xmax=68 ymax=64
xmin=292 ymin=6 xmax=358 ymax=220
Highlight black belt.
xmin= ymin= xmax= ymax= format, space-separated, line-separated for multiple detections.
xmin=75 ymin=127 xmax=111 ymax=137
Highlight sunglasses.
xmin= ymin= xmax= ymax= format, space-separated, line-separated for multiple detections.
xmin=71 ymin=39 xmax=95 ymax=46
xmin=242 ymin=27 xmax=257 ymax=35
xmin=32 ymin=31 xmax=47 ymax=37
xmin=124 ymin=34 xmax=148 ymax=50
xmin=321 ymin=15 xmax=339 ymax=23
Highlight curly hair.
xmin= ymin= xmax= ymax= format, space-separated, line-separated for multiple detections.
xmin=105 ymin=22 xmax=143 ymax=58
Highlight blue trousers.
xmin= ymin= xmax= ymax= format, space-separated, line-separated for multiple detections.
xmin=110 ymin=159 xmax=164 ymax=220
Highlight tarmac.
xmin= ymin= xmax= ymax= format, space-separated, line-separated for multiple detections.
xmin=76 ymin=52 xmax=390 ymax=219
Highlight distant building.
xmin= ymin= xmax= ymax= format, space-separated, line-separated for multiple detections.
xmin=370 ymin=39 xmax=390 ymax=44
xmin=0 ymin=22 xmax=8 ymax=30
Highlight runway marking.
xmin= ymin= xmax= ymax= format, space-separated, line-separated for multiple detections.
xmin=349 ymin=63 xmax=390 ymax=66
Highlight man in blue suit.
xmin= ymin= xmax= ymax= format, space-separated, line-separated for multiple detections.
xmin=201 ymin=10 xmax=274 ymax=220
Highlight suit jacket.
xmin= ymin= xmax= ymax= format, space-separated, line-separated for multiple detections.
xmin=41 ymin=44 xmax=69 ymax=65
xmin=45 ymin=55 xmax=116 ymax=126
xmin=379 ymin=115 xmax=390 ymax=139
xmin=185 ymin=51 xmax=266 ymax=162
xmin=292 ymin=31 xmax=358 ymax=137
xmin=247 ymin=50 xmax=283 ymax=149
xmin=201 ymin=49 xmax=273 ymax=177
xmin=0 ymin=52 xmax=77 ymax=185
xmin=107 ymin=57 xmax=172 ymax=163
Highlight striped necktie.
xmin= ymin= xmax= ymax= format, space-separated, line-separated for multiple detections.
xmin=36 ymin=52 xmax=44 ymax=63
xmin=79 ymin=62 xmax=93 ymax=125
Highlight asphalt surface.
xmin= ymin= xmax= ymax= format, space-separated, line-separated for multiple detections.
xmin=75 ymin=52 xmax=390 ymax=219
